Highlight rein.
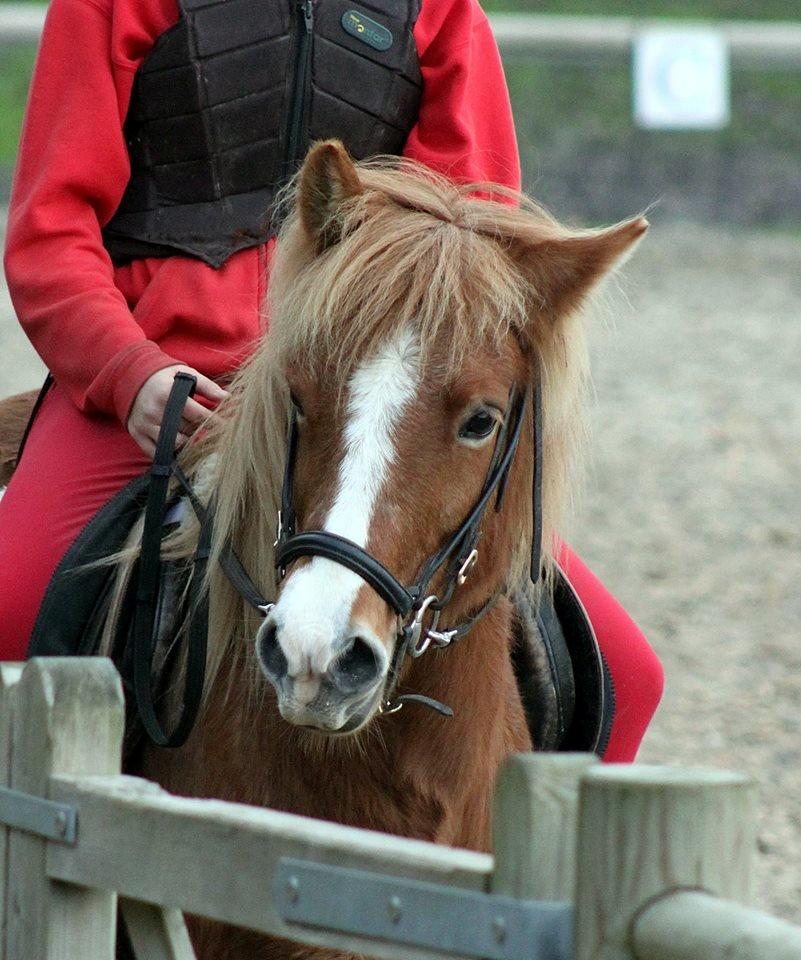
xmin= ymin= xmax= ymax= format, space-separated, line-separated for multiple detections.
xmin=132 ymin=372 xmax=543 ymax=746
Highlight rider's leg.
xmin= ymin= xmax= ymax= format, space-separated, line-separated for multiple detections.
xmin=558 ymin=544 xmax=665 ymax=762
xmin=0 ymin=383 xmax=149 ymax=660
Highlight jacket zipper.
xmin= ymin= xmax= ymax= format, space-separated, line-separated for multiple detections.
xmin=284 ymin=0 xmax=315 ymax=181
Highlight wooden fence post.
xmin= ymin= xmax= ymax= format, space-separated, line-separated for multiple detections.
xmin=5 ymin=657 xmax=124 ymax=960
xmin=492 ymin=753 xmax=598 ymax=903
xmin=0 ymin=664 xmax=24 ymax=957
xmin=120 ymin=898 xmax=197 ymax=960
xmin=574 ymin=765 xmax=757 ymax=960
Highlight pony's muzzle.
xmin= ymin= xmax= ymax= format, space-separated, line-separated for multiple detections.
xmin=255 ymin=616 xmax=389 ymax=732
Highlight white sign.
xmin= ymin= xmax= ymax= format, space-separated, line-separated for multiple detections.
xmin=633 ymin=29 xmax=730 ymax=130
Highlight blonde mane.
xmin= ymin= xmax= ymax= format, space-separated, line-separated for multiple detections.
xmin=134 ymin=158 xmax=590 ymax=696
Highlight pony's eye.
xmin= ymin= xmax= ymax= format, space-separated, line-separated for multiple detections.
xmin=459 ymin=409 xmax=499 ymax=443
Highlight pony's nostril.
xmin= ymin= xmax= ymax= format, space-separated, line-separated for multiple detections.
xmin=256 ymin=620 xmax=288 ymax=682
xmin=332 ymin=635 xmax=382 ymax=693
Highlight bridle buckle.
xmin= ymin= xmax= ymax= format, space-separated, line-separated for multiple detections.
xmin=379 ymin=699 xmax=404 ymax=715
xmin=407 ymin=594 xmax=441 ymax=658
xmin=427 ymin=627 xmax=458 ymax=649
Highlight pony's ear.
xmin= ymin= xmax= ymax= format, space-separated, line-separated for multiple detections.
xmin=297 ymin=140 xmax=364 ymax=253
xmin=516 ymin=217 xmax=648 ymax=323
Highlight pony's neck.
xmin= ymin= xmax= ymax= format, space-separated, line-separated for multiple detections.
xmin=141 ymin=603 xmax=529 ymax=852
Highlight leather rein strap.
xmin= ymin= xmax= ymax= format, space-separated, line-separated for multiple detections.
xmin=131 ymin=374 xmax=272 ymax=748
xmin=132 ymin=373 xmax=206 ymax=747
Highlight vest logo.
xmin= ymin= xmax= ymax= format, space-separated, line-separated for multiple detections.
xmin=341 ymin=10 xmax=393 ymax=52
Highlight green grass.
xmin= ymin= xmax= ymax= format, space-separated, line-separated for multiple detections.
xmin=0 ymin=44 xmax=35 ymax=166
xmin=503 ymin=55 xmax=801 ymax=226
xmin=2 ymin=0 xmax=796 ymax=9
xmin=483 ymin=1 xmax=799 ymax=19
xmin=506 ymin=59 xmax=801 ymax=151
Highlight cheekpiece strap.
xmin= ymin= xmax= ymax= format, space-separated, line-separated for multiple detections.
xmin=530 ymin=379 xmax=544 ymax=583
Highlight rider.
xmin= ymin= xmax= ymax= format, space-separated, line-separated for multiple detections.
xmin=0 ymin=0 xmax=662 ymax=761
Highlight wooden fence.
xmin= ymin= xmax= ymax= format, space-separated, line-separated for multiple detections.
xmin=1 ymin=657 xmax=800 ymax=960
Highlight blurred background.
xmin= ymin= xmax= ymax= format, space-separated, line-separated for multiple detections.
xmin=1 ymin=0 xmax=800 ymax=923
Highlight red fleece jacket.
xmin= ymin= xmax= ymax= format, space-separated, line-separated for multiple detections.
xmin=3 ymin=0 xmax=520 ymax=425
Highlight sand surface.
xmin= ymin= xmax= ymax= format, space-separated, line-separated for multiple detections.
xmin=1 ymin=214 xmax=799 ymax=920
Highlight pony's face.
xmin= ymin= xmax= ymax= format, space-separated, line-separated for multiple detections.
xmin=258 ymin=328 xmax=529 ymax=734
xmin=254 ymin=141 xmax=646 ymax=734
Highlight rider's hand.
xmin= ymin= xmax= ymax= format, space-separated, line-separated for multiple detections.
xmin=127 ymin=364 xmax=229 ymax=459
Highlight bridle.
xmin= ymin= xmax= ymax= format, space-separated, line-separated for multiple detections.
xmin=273 ymin=382 xmax=532 ymax=712
xmin=132 ymin=372 xmax=543 ymax=746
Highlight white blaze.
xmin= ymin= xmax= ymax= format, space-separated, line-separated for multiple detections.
xmin=271 ymin=328 xmax=420 ymax=685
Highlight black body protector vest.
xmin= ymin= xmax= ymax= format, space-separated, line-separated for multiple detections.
xmin=102 ymin=0 xmax=423 ymax=268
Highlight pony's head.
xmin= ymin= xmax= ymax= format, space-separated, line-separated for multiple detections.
xmin=209 ymin=141 xmax=646 ymax=735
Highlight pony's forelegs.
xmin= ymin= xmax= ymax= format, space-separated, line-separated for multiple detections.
xmin=0 ymin=389 xmax=38 ymax=486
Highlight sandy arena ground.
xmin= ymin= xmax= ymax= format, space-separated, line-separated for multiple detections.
xmin=1 ymin=215 xmax=799 ymax=920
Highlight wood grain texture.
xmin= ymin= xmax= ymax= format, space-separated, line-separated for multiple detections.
xmin=121 ymin=898 xmax=197 ymax=960
xmin=574 ymin=765 xmax=757 ymax=960
xmin=491 ymin=753 xmax=597 ymax=902
xmin=632 ymin=890 xmax=801 ymax=960
xmin=0 ymin=664 xmax=23 ymax=957
xmin=48 ymin=773 xmax=492 ymax=960
xmin=5 ymin=658 xmax=124 ymax=960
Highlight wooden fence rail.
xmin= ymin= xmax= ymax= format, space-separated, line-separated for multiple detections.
xmin=4 ymin=5 xmax=801 ymax=71
xmin=1 ymin=657 xmax=800 ymax=960
xmin=632 ymin=891 xmax=801 ymax=960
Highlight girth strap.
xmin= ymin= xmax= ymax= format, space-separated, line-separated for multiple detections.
xmin=15 ymin=372 xmax=54 ymax=466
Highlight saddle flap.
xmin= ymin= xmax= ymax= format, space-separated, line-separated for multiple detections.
xmin=27 ymin=474 xmax=152 ymax=659
xmin=512 ymin=565 xmax=615 ymax=757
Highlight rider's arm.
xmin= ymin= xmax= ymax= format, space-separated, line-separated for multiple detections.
xmin=405 ymin=0 xmax=521 ymax=191
xmin=3 ymin=0 xmax=179 ymax=425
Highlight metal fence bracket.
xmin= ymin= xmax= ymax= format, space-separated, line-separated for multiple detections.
xmin=0 ymin=785 xmax=77 ymax=845
xmin=276 ymin=858 xmax=572 ymax=960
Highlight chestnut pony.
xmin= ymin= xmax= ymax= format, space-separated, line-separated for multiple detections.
xmin=5 ymin=141 xmax=646 ymax=959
